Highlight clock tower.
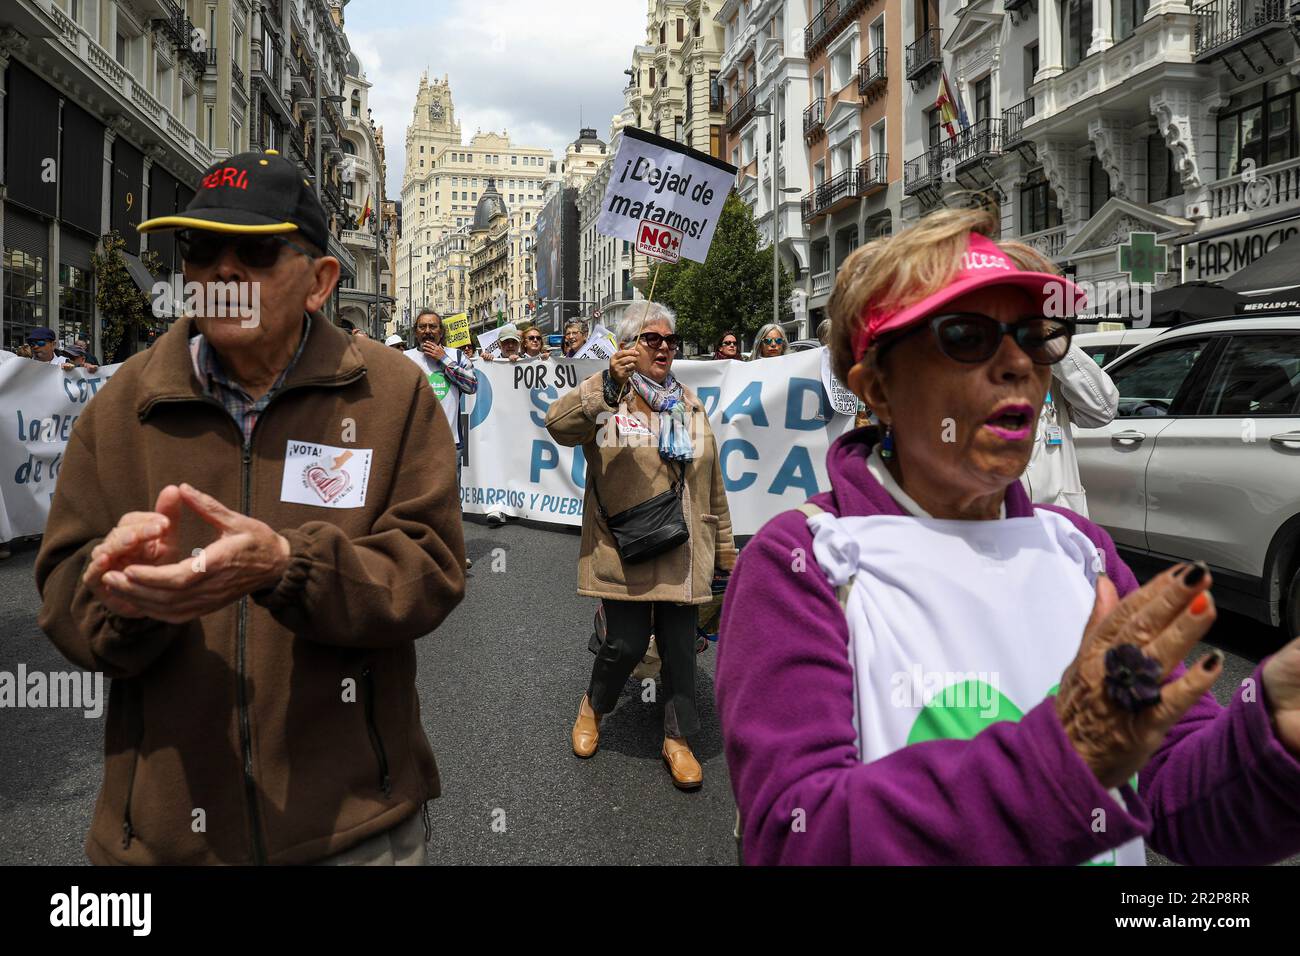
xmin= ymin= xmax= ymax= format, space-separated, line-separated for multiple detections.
xmin=407 ymin=71 xmax=461 ymax=167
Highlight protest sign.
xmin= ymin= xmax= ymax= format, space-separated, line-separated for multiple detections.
xmin=443 ymin=312 xmax=471 ymax=349
xmin=820 ymin=346 xmax=859 ymax=416
xmin=476 ymin=325 xmax=503 ymax=359
xmin=459 ymin=350 xmax=847 ymax=535
xmin=595 ymin=127 xmax=737 ymax=264
xmin=1 ymin=358 xmax=121 ymax=543
xmin=572 ymin=323 xmax=618 ymax=361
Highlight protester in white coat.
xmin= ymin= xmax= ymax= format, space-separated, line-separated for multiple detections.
xmin=1021 ymin=343 xmax=1119 ymax=518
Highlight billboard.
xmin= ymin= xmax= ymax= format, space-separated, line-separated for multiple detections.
xmin=534 ymin=186 xmax=580 ymax=330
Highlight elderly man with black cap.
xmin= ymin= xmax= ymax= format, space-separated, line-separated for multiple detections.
xmin=35 ymin=149 xmax=466 ymax=866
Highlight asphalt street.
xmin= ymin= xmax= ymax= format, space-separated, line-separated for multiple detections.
xmin=0 ymin=519 xmax=1295 ymax=866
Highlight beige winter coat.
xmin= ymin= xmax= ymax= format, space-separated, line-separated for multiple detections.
xmin=545 ymin=371 xmax=737 ymax=604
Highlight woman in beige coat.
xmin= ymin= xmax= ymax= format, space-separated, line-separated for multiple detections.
xmin=546 ymin=302 xmax=738 ymax=789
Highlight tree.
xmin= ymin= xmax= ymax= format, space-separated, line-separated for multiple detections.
xmin=646 ymin=192 xmax=794 ymax=353
xmin=91 ymin=232 xmax=164 ymax=362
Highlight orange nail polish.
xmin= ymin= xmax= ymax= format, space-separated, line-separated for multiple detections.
xmin=1190 ymin=593 xmax=1209 ymax=615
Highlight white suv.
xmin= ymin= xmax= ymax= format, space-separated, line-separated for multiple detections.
xmin=1073 ymin=328 xmax=1164 ymax=369
xmin=1075 ymin=315 xmax=1300 ymax=635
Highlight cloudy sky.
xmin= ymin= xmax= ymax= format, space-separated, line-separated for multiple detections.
xmin=345 ymin=0 xmax=647 ymax=198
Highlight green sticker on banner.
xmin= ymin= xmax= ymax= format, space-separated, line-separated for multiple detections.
xmin=428 ymin=370 xmax=450 ymax=400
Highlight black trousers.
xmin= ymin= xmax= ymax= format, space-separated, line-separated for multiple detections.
xmin=588 ymin=599 xmax=700 ymax=738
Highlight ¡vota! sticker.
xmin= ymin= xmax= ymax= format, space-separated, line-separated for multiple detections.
xmin=280 ymin=440 xmax=373 ymax=509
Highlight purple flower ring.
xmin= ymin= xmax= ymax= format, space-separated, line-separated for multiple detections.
xmin=1104 ymin=643 xmax=1164 ymax=713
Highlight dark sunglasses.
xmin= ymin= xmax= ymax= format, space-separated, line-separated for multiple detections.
xmin=762 ymin=337 xmax=786 ymax=346
xmin=638 ymin=331 xmax=682 ymax=351
xmin=178 ymin=230 xmax=317 ymax=269
xmin=881 ymin=313 xmax=1074 ymax=366
xmin=26 ymin=338 xmax=53 ymax=346
xmin=720 ymin=339 xmax=737 ymax=347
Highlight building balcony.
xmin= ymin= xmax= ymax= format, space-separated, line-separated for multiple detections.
xmin=1020 ymin=224 xmax=1069 ymax=259
xmin=805 ymin=0 xmax=869 ymax=57
xmin=805 ymin=0 xmax=841 ymax=55
xmin=340 ymin=228 xmax=381 ymax=249
xmin=1202 ymin=154 xmax=1300 ymax=224
xmin=726 ymin=87 xmax=757 ymax=131
xmin=858 ymin=48 xmax=887 ymax=102
xmin=857 ymin=153 xmax=888 ymax=195
xmin=232 ymin=60 xmax=245 ymax=89
xmin=803 ymin=97 xmax=826 ymax=141
xmin=327 ymin=232 xmax=358 ymax=279
xmin=905 ymin=27 xmax=942 ymax=84
xmin=811 ymin=270 xmax=832 ymax=298
xmin=1194 ymin=0 xmax=1290 ymax=59
xmin=903 ymin=154 xmax=940 ymax=195
xmin=950 ymin=118 xmax=1002 ymax=168
xmin=206 ymin=46 xmax=218 ymax=71
xmin=1001 ymin=98 xmax=1035 ymax=148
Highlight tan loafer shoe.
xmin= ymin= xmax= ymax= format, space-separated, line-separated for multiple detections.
xmin=572 ymin=694 xmax=600 ymax=758
xmin=662 ymin=737 xmax=702 ymax=790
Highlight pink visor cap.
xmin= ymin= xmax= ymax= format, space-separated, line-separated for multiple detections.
xmin=852 ymin=232 xmax=1085 ymax=362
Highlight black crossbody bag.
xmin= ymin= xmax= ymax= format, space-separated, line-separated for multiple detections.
xmin=590 ymin=458 xmax=690 ymax=565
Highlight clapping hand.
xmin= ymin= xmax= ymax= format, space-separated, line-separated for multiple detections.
xmin=85 ymin=484 xmax=290 ymax=624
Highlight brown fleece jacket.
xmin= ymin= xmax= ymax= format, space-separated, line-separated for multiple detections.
xmin=35 ymin=314 xmax=465 ymax=864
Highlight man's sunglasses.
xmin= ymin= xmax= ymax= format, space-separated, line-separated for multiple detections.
xmin=178 ymin=230 xmax=318 ymax=269
xmin=638 ymin=331 xmax=682 ymax=351
xmin=26 ymin=338 xmax=53 ymax=346
xmin=880 ymin=313 xmax=1074 ymax=366
xmin=762 ymin=337 xmax=786 ymax=346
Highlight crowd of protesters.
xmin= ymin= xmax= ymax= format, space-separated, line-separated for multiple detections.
xmin=20 ymin=148 xmax=1300 ymax=871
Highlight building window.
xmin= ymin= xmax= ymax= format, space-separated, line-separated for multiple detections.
xmin=927 ymin=107 xmax=941 ymax=148
xmin=1019 ymin=169 xmax=1062 ymax=235
xmin=3 ymin=246 xmax=47 ymax=348
xmin=1114 ymin=0 xmax=1151 ymax=41
xmin=710 ymin=124 xmax=722 ymax=158
xmin=1217 ymin=76 xmax=1300 ymax=177
xmin=1089 ymin=154 xmax=1112 ymax=215
xmin=677 ymin=18 xmax=684 ymax=41
xmin=1147 ymin=133 xmax=1183 ymax=201
xmin=1064 ymin=0 xmax=1093 ymax=69
xmin=1025 ymin=43 xmax=1040 ymax=102
xmin=974 ymin=76 xmax=992 ymax=123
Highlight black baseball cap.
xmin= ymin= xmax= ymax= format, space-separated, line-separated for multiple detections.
xmin=137 ymin=149 xmax=329 ymax=251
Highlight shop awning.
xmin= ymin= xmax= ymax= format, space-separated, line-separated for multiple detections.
xmin=1220 ymin=231 xmax=1300 ymax=296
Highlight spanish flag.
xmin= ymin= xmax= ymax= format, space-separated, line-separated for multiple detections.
xmin=935 ymin=70 xmax=968 ymax=140
xmin=356 ymin=193 xmax=372 ymax=229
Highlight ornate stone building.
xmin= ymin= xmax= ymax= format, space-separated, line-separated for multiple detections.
xmin=468 ymin=179 xmax=511 ymax=324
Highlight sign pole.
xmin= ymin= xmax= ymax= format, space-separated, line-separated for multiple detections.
xmin=647 ymin=262 xmax=661 ymax=303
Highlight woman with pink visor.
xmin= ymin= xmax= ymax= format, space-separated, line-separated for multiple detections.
xmin=715 ymin=208 xmax=1300 ymax=866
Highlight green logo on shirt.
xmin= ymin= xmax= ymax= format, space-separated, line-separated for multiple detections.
xmin=907 ymin=681 xmax=1133 ymax=866
xmin=428 ymin=369 xmax=450 ymax=400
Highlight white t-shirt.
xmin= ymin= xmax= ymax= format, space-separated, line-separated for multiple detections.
xmin=805 ymin=458 xmax=1145 ymax=866
xmin=403 ymin=346 xmax=467 ymax=444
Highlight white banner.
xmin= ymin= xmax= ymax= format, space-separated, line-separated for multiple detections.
xmin=1 ymin=350 xmax=852 ymax=542
xmin=460 ymin=350 xmax=849 ymax=535
xmin=595 ymin=126 xmax=737 ymax=264
xmin=1 ymin=355 xmax=123 ymax=543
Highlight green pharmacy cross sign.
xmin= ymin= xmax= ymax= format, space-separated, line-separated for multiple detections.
xmin=1118 ymin=232 xmax=1168 ymax=285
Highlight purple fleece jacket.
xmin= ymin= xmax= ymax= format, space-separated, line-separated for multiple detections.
xmin=715 ymin=427 xmax=1300 ymax=865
